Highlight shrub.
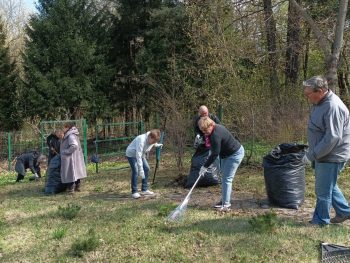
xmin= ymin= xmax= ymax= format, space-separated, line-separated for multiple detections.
xmin=52 ymin=227 xmax=67 ymax=240
xmin=57 ymin=203 xmax=81 ymax=220
xmin=249 ymin=210 xmax=278 ymax=233
xmin=70 ymin=229 xmax=100 ymax=257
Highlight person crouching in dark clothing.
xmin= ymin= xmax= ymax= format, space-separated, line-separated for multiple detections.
xmin=15 ymin=152 xmax=47 ymax=182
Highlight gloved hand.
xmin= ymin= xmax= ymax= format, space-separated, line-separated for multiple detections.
xmin=302 ymin=155 xmax=311 ymax=165
xmin=155 ymin=143 xmax=163 ymax=149
xmin=194 ymin=134 xmax=203 ymax=148
xmin=138 ymin=169 xmax=145 ymax=179
xmin=199 ymin=166 xmax=208 ymax=177
xmin=34 ymin=173 xmax=40 ymax=181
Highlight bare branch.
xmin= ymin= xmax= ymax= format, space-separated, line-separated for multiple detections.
xmin=289 ymin=0 xmax=331 ymax=58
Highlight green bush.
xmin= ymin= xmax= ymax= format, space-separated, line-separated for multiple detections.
xmin=249 ymin=210 xmax=278 ymax=233
xmin=57 ymin=203 xmax=81 ymax=220
xmin=70 ymin=229 xmax=100 ymax=257
xmin=52 ymin=227 xmax=67 ymax=240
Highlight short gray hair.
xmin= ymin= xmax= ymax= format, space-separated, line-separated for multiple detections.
xmin=303 ymin=76 xmax=328 ymax=91
xmin=37 ymin=154 xmax=47 ymax=164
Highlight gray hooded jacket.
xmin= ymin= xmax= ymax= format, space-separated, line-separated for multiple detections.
xmin=307 ymin=90 xmax=350 ymax=162
xmin=60 ymin=127 xmax=87 ymax=183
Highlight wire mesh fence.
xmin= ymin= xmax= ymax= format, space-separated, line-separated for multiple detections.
xmin=0 ymin=100 xmax=310 ymax=173
xmin=40 ymin=119 xmax=87 ymax=162
xmin=92 ymin=121 xmax=145 ymax=173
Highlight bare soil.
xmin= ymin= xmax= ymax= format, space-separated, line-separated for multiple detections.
xmin=163 ymin=168 xmax=350 ymax=227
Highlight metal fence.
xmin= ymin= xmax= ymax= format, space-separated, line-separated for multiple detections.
xmin=0 ymin=102 xmax=310 ymax=172
xmin=93 ymin=121 xmax=145 ymax=173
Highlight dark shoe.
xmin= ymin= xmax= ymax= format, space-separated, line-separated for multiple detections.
xmin=16 ymin=174 xmax=24 ymax=182
xmin=66 ymin=185 xmax=75 ymax=194
xmin=75 ymin=183 xmax=81 ymax=192
xmin=330 ymin=215 xmax=350 ymax=224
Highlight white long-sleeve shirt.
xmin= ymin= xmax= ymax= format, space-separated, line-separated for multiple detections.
xmin=125 ymin=132 xmax=156 ymax=170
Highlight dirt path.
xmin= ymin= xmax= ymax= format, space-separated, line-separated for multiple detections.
xmin=166 ymin=186 xmax=350 ymax=226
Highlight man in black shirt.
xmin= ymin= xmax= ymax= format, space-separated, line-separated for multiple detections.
xmin=198 ymin=116 xmax=244 ymax=211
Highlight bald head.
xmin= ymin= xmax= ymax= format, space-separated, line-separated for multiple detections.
xmin=198 ymin=105 xmax=209 ymax=117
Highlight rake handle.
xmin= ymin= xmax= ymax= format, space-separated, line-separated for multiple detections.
xmin=184 ymin=173 xmax=203 ymax=201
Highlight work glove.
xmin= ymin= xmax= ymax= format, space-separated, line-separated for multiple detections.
xmin=138 ymin=169 xmax=145 ymax=179
xmin=34 ymin=173 xmax=40 ymax=181
xmin=302 ymin=155 xmax=311 ymax=165
xmin=154 ymin=143 xmax=163 ymax=149
xmin=194 ymin=134 xmax=204 ymax=149
xmin=199 ymin=166 xmax=208 ymax=177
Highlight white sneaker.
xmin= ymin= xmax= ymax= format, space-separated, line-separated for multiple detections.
xmin=141 ymin=190 xmax=155 ymax=196
xmin=132 ymin=192 xmax=141 ymax=199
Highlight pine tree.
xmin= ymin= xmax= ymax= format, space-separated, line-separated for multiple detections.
xmin=0 ymin=17 xmax=22 ymax=131
xmin=108 ymin=0 xmax=163 ymax=121
xmin=22 ymin=0 xmax=114 ymax=120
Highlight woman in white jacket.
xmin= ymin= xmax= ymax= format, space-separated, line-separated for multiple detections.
xmin=126 ymin=129 xmax=163 ymax=199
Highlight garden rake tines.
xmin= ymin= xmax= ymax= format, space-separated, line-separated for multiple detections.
xmin=167 ymin=172 xmax=203 ymax=222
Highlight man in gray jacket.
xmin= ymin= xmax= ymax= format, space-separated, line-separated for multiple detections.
xmin=303 ymin=75 xmax=350 ymax=226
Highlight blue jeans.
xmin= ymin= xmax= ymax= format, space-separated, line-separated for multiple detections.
xmin=127 ymin=157 xmax=150 ymax=194
xmin=221 ymin=146 xmax=245 ymax=205
xmin=312 ymin=161 xmax=350 ymax=225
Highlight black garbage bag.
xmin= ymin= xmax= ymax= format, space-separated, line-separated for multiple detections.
xmin=185 ymin=145 xmax=220 ymax=188
xmin=45 ymin=155 xmax=66 ymax=194
xmin=263 ymin=143 xmax=308 ymax=209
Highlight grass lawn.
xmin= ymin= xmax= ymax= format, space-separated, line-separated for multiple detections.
xmin=1 ymin=156 xmax=350 ymax=262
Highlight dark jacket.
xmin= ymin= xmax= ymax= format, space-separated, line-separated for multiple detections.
xmin=203 ymin=124 xmax=241 ymax=168
xmin=15 ymin=151 xmax=41 ymax=176
xmin=46 ymin=134 xmax=61 ymax=157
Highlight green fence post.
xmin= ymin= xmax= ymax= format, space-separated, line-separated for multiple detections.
xmin=95 ymin=123 xmax=99 ymax=173
xmin=40 ymin=122 xmax=44 ymax=154
xmin=139 ymin=121 xmax=144 ymax=134
xmin=83 ymin=119 xmax=88 ymax=165
xmin=8 ymin=132 xmax=12 ymax=171
xmin=218 ymin=105 xmax=223 ymax=122
xmin=155 ymin=112 xmax=160 ymax=128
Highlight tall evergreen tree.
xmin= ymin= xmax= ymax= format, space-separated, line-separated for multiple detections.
xmin=108 ymin=0 xmax=162 ymax=121
xmin=0 ymin=16 xmax=22 ymax=131
xmin=136 ymin=2 xmax=193 ymax=97
xmin=22 ymin=0 xmax=114 ymax=120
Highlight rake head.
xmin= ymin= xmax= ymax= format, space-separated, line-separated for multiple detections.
xmin=167 ymin=197 xmax=189 ymax=222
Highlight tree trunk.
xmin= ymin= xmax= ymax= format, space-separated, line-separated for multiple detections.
xmin=303 ymin=27 xmax=311 ymax=80
xmin=285 ymin=0 xmax=301 ymax=89
xmin=290 ymin=0 xmax=349 ymax=91
xmin=324 ymin=0 xmax=348 ymax=92
xmin=263 ymin=0 xmax=280 ymax=99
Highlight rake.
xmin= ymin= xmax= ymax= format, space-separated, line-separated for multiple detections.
xmin=167 ymin=172 xmax=203 ymax=222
